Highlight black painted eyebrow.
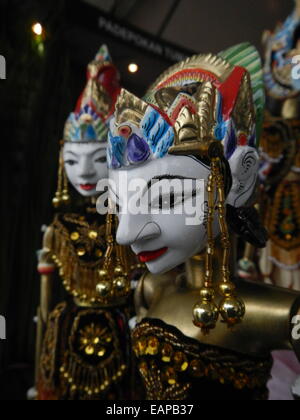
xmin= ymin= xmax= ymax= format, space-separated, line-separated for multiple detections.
xmin=64 ymin=151 xmax=78 ymax=158
xmin=141 ymin=175 xmax=199 ymax=199
xmin=110 ymin=175 xmax=200 ymax=206
xmin=64 ymin=147 xmax=106 ymax=158
xmin=92 ymin=147 xmax=107 ymax=156
xmin=147 ymin=175 xmax=197 ymax=192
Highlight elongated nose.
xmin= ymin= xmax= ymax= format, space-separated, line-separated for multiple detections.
xmin=116 ymin=213 xmax=161 ymax=246
xmin=78 ymin=156 xmax=96 ymax=179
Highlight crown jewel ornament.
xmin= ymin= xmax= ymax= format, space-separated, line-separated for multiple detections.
xmin=108 ymin=43 xmax=265 ymax=333
xmin=64 ymin=44 xmax=121 ymax=143
xmin=108 ymin=43 xmax=263 ymax=170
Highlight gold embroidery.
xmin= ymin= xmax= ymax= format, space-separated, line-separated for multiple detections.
xmin=59 ymin=310 xmax=126 ymax=399
xmin=39 ymin=305 xmax=128 ymax=400
xmin=133 ymin=321 xmax=272 ymax=400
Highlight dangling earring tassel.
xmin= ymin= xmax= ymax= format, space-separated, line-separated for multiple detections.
xmin=96 ymin=208 xmax=131 ymax=303
xmin=96 ymin=212 xmax=114 ymax=300
xmin=52 ymin=153 xmax=63 ymax=208
xmin=113 ymin=232 xmax=131 ymax=298
xmin=61 ymin=165 xmax=71 ymax=206
xmin=215 ymin=157 xmax=245 ymax=328
xmin=193 ymin=164 xmax=219 ymax=335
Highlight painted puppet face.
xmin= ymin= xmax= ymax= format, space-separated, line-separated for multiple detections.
xmin=64 ymin=142 xmax=108 ymax=197
xmin=107 ymin=44 xmax=263 ymax=274
xmin=110 ymin=147 xmax=258 ymax=274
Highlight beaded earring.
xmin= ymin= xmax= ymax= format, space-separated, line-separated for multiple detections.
xmin=193 ymin=148 xmax=245 ymax=334
xmin=96 ymin=209 xmax=131 ymax=302
xmin=52 ymin=149 xmax=70 ymax=208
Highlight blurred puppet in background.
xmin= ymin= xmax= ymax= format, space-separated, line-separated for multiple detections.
xmin=34 ymin=46 xmax=138 ymax=400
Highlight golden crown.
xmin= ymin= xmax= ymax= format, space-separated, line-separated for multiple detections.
xmin=114 ymin=89 xmax=148 ymax=127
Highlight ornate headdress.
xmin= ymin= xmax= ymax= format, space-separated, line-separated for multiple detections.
xmin=107 ymin=43 xmax=264 ymax=169
xmin=64 ymin=45 xmax=121 ymax=143
xmin=263 ymin=0 xmax=300 ymax=101
xmin=108 ymin=43 xmax=265 ymax=334
xmin=53 ymin=45 xmax=121 ymax=207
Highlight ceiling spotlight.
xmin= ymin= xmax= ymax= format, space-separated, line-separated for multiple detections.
xmin=32 ymin=23 xmax=43 ymax=36
xmin=128 ymin=63 xmax=139 ymax=74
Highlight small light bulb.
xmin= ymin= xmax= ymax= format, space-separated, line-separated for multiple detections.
xmin=32 ymin=23 xmax=43 ymax=36
xmin=128 ymin=63 xmax=139 ymax=74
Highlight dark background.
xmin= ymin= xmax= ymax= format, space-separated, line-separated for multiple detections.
xmin=0 ymin=0 xmax=294 ymax=400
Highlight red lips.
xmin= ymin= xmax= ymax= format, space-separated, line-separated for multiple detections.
xmin=138 ymin=247 xmax=168 ymax=263
xmin=80 ymin=184 xmax=97 ymax=191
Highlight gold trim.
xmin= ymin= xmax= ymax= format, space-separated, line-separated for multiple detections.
xmin=114 ymin=89 xmax=148 ymax=126
xmin=147 ymin=53 xmax=233 ymax=93
xmin=169 ymin=82 xmax=219 ymax=157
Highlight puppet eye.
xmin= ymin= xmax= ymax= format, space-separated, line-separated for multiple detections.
xmin=118 ymin=125 xmax=132 ymax=138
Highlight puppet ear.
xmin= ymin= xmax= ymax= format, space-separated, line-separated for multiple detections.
xmin=227 ymin=146 xmax=259 ymax=208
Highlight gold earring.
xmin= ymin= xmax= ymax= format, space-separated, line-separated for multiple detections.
xmin=112 ymin=215 xmax=131 ymax=298
xmin=52 ymin=151 xmax=71 ymax=208
xmin=193 ymin=153 xmax=245 ymax=334
xmin=215 ymin=157 xmax=245 ymax=328
xmin=96 ymin=212 xmax=114 ymax=300
xmin=52 ymin=154 xmax=63 ymax=208
xmin=96 ymin=210 xmax=131 ymax=303
xmin=113 ymin=242 xmax=131 ymax=298
xmin=61 ymin=166 xmax=71 ymax=205
xmin=193 ymin=160 xmax=219 ymax=335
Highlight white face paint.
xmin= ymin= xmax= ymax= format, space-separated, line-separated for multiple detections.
xmin=63 ymin=142 xmax=108 ymax=197
xmin=110 ymin=155 xmax=212 ymax=274
xmin=110 ymin=147 xmax=259 ymax=275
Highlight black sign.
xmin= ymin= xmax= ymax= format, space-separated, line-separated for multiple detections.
xmin=98 ymin=14 xmax=192 ymax=63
